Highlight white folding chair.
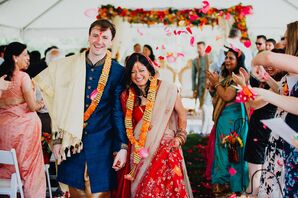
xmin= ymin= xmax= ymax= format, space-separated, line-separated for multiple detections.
xmin=0 ymin=149 xmax=24 ymax=198
xmin=44 ymin=164 xmax=52 ymax=198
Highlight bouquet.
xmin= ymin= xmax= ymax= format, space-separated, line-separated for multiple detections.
xmin=41 ymin=132 xmax=52 ymax=163
xmin=221 ymin=132 xmax=243 ymax=163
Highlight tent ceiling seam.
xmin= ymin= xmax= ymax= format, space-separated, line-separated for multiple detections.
xmin=22 ymin=0 xmax=63 ymax=31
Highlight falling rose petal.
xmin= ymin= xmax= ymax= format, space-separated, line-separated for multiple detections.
xmin=137 ymin=28 xmax=143 ymax=36
xmin=162 ymin=45 xmax=166 ymax=50
xmin=249 ymin=108 xmax=254 ymax=116
xmin=166 ymin=54 xmax=176 ymax=63
xmin=156 ymin=46 xmax=159 ymax=50
xmin=229 ymin=193 xmax=237 ymax=198
xmin=253 ymin=138 xmax=258 ymax=142
xmin=158 ymin=56 xmax=165 ymax=60
xmin=225 ymin=12 xmax=231 ymax=20
xmin=174 ymin=30 xmax=177 ymax=35
xmin=229 ymin=167 xmax=237 ymax=176
xmin=263 ymin=124 xmax=267 ymax=129
xmin=190 ymin=36 xmax=195 ymax=47
xmin=177 ymin=30 xmax=187 ymax=35
xmin=186 ymin=27 xmax=192 ymax=35
xmin=205 ymin=45 xmax=212 ymax=54
xmin=90 ymin=89 xmax=98 ymax=100
xmin=84 ymin=8 xmax=98 ymax=18
xmin=244 ymin=40 xmax=252 ymax=48
xmin=166 ymin=32 xmax=172 ymax=36
xmin=177 ymin=52 xmax=185 ymax=58
xmin=201 ymin=1 xmax=210 ymax=14
xmin=164 ymin=26 xmax=170 ymax=33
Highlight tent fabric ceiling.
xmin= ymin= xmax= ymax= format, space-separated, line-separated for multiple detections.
xmin=0 ymin=0 xmax=297 ymax=44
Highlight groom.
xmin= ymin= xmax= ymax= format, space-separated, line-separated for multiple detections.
xmin=34 ymin=19 xmax=127 ymax=197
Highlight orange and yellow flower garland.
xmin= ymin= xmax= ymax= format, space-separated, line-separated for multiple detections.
xmin=124 ymin=75 xmax=158 ymax=180
xmin=83 ymin=50 xmax=112 ymax=127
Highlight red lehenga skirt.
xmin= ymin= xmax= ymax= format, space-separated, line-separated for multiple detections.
xmin=135 ymin=140 xmax=187 ymax=198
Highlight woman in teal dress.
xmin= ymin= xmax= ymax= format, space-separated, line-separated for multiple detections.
xmin=206 ymin=47 xmax=249 ymax=196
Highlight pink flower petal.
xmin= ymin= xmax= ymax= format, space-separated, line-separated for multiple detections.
xmin=263 ymin=124 xmax=267 ymax=129
xmin=244 ymin=40 xmax=252 ymax=48
xmin=205 ymin=45 xmax=212 ymax=54
xmin=158 ymin=56 xmax=165 ymax=60
xmin=186 ymin=27 xmax=192 ymax=35
xmin=137 ymin=28 xmax=143 ymax=36
xmin=166 ymin=55 xmax=176 ymax=63
xmin=253 ymin=138 xmax=258 ymax=142
xmin=177 ymin=30 xmax=187 ymax=35
xmin=190 ymin=36 xmax=195 ymax=47
xmin=162 ymin=45 xmax=166 ymax=50
xmin=229 ymin=167 xmax=237 ymax=176
xmin=201 ymin=1 xmax=210 ymax=14
xmin=90 ymin=89 xmax=98 ymax=100
xmin=156 ymin=46 xmax=159 ymax=50
xmin=177 ymin=52 xmax=185 ymax=58
xmin=229 ymin=193 xmax=237 ymax=198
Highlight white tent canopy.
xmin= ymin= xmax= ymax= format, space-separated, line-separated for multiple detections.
xmin=0 ymin=0 xmax=297 ymax=53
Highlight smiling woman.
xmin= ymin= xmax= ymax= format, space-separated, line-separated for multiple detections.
xmin=0 ymin=42 xmax=46 ymax=197
xmin=115 ymin=52 xmax=193 ymax=198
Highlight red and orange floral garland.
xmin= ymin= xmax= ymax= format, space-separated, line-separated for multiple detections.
xmin=124 ymin=75 xmax=158 ymax=180
xmin=83 ymin=50 xmax=112 ymax=127
xmin=97 ymin=4 xmax=252 ymax=39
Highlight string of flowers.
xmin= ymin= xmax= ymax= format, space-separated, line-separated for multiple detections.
xmin=124 ymin=75 xmax=158 ymax=180
xmin=97 ymin=4 xmax=252 ymax=39
xmin=235 ymin=85 xmax=257 ymax=103
xmin=83 ymin=50 xmax=112 ymax=128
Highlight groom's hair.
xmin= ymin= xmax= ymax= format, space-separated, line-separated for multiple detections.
xmin=89 ymin=19 xmax=116 ymax=40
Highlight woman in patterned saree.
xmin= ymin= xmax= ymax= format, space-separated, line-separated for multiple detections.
xmin=251 ymin=20 xmax=298 ymax=198
xmin=206 ymin=47 xmax=249 ymax=196
xmin=0 ymin=42 xmax=46 ymax=197
xmin=115 ymin=53 xmax=193 ymax=198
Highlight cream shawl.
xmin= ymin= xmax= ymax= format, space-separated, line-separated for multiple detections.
xmin=33 ymin=52 xmax=86 ymax=160
xmin=131 ymin=81 xmax=193 ymax=198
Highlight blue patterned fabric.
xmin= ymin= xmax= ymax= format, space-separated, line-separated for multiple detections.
xmin=283 ymin=81 xmax=298 ymax=198
xmin=57 ymin=60 xmax=127 ymax=192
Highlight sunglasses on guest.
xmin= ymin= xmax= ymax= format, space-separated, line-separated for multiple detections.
xmin=255 ymin=42 xmax=263 ymax=45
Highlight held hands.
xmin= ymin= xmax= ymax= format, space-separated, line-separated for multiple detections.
xmin=112 ymin=149 xmax=127 ymax=171
xmin=0 ymin=75 xmax=11 ymax=91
